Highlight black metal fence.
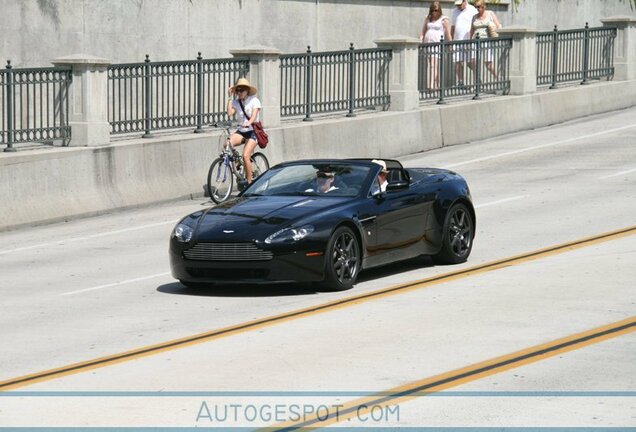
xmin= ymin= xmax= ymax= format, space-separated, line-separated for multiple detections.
xmin=108 ymin=54 xmax=249 ymax=135
xmin=419 ymin=36 xmax=512 ymax=103
xmin=0 ymin=61 xmax=72 ymax=151
xmin=280 ymin=44 xmax=392 ymax=120
xmin=537 ymin=24 xmax=617 ymax=87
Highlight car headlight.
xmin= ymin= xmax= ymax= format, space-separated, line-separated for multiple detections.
xmin=265 ymin=225 xmax=314 ymax=244
xmin=172 ymin=214 xmax=200 ymax=243
xmin=174 ymin=224 xmax=194 ymax=243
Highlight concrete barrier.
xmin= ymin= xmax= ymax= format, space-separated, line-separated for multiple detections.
xmin=1 ymin=80 xmax=635 ymax=231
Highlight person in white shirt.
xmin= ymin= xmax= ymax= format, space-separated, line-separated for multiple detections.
xmin=371 ymin=159 xmax=389 ymax=195
xmin=226 ymin=78 xmax=262 ymax=184
xmin=450 ymin=0 xmax=478 ymax=86
xmin=305 ymin=168 xmax=339 ymax=194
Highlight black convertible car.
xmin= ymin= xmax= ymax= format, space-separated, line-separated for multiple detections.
xmin=170 ymin=159 xmax=475 ymax=291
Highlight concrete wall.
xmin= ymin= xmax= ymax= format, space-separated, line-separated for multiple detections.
xmin=2 ymin=0 xmax=634 ymax=67
xmin=1 ymin=79 xmax=635 ymax=231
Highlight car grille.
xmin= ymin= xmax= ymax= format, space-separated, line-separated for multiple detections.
xmin=183 ymin=242 xmax=273 ymax=261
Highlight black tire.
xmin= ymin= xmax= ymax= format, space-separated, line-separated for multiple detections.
xmin=321 ymin=226 xmax=360 ymax=291
xmin=250 ymin=152 xmax=269 ymax=179
xmin=207 ymin=158 xmax=233 ymax=203
xmin=434 ymin=202 xmax=474 ymax=264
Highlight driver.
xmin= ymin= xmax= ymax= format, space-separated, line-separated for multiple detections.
xmin=305 ymin=168 xmax=339 ymax=194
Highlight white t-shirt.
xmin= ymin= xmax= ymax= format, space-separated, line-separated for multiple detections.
xmin=451 ymin=4 xmax=477 ymax=41
xmin=232 ymin=95 xmax=261 ymax=132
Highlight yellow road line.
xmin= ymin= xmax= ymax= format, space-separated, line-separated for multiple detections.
xmin=269 ymin=316 xmax=636 ymax=429
xmin=1 ymin=225 xmax=634 ymax=391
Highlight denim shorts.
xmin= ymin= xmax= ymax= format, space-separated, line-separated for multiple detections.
xmin=236 ymin=129 xmax=257 ymax=141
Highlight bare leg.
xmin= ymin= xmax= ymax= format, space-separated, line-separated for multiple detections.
xmin=243 ymin=138 xmax=258 ymax=183
xmin=455 ymin=61 xmax=464 ymax=84
xmin=229 ymin=133 xmax=245 ymax=169
xmin=428 ymin=57 xmax=438 ymax=89
xmin=468 ymin=60 xmax=477 ymax=83
xmin=229 ymin=133 xmax=244 ymax=147
xmin=485 ymin=61 xmax=498 ymax=79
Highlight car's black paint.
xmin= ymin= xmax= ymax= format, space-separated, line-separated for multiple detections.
xmin=170 ymin=159 xmax=475 ymax=290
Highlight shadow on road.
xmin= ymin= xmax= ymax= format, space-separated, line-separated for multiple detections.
xmin=158 ymin=255 xmax=435 ymax=298
xmin=357 ymin=255 xmax=434 ymax=283
xmin=157 ymin=282 xmax=319 ymax=298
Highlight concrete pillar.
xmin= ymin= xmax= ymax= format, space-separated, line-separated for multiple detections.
xmin=498 ymin=26 xmax=537 ymax=95
xmin=601 ymin=16 xmax=636 ymax=81
xmin=374 ymin=36 xmax=421 ymax=111
xmin=230 ymin=46 xmax=282 ymax=128
xmin=51 ymin=54 xmax=110 ymax=146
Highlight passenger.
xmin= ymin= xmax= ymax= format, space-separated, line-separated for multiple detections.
xmin=227 ymin=78 xmax=261 ymax=184
xmin=371 ymin=159 xmax=389 ymax=195
xmin=306 ymin=168 xmax=339 ymax=194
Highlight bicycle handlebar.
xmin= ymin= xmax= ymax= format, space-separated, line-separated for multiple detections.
xmin=212 ymin=120 xmax=234 ymax=129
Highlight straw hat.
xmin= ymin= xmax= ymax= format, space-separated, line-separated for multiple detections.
xmin=230 ymin=77 xmax=257 ymax=96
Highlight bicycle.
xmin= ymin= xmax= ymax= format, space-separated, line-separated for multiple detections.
xmin=207 ymin=121 xmax=270 ymax=204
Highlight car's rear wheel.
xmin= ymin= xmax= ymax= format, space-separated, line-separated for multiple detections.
xmin=434 ymin=202 xmax=474 ymax=264
xmin=321 ymin=226 xmax=360 ymax=291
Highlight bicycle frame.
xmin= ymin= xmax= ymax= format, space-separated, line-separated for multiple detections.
xmin=214 ymin=125 xmax=246 ymax=185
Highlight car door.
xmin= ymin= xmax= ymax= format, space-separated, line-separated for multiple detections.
xmin=359 ymin=181 xmax=436 ymax=268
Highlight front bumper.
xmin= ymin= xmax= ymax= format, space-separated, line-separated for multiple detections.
xmin=169 ymin=242 xmax=326 ymax=284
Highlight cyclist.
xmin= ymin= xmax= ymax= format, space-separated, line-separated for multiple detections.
xmin=226 ymin=78 xmax=261 ymax=185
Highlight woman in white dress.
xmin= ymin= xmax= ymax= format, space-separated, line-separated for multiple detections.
xmin=419 ymin=1 xmax=452 ymax=90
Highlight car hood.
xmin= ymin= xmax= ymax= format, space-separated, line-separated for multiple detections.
xmin=195 ymin=195 xmax=346 ymax=241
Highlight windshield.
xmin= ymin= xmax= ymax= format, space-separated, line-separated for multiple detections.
xmin=244 ymin=163 xmax=371 ymax=197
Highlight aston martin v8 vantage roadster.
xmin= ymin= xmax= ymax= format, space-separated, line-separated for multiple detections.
xmin=170 ymin=159 xmax=475 ymax=291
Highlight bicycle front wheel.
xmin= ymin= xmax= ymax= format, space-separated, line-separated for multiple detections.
xmin=250 ymin=152 xmax=270 ymax=179
xmin=207 ymin=158 xmax=234 ymax=203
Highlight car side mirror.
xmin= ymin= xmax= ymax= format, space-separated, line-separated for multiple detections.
xmin=386 ymin=181 xmax=409 ymax=192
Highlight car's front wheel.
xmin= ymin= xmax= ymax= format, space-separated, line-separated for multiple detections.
xmin=434 ymin=202 xmax=474 ymax=264
xmin=321 ymin=226 xmax=360 ymax=291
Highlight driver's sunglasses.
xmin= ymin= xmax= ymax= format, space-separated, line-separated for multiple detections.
xmin=235 ymin=87 xmax=248 ymax=93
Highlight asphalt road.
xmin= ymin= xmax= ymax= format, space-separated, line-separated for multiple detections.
xmin=1 ymin=106 xmax=635 ymax=428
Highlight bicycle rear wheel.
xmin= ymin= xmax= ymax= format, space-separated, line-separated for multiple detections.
xmin=250 ymin=152 xmax=270 ymax=179
xmin=207 ymin=158 xmax=234 ymax=203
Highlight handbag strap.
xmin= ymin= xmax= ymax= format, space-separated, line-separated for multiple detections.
xmin=238 ymin=99 xmax=250 ymax=122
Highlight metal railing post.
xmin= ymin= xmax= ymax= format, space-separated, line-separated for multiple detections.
xmin=4 ymin=60 xmax=16 ymax=152
xmin=142 ymin=54 xmax=154 ymax=138
xmin=194 ymin=52 xmax=204 ymax=132
xmin=473 ymin=35 xmax=482 ymax=100
xmin=550 ymin=25 xmax=559 ymax=89
xmin=581 ymin=22 xmax=590 ymax=85
xmin=438 ymin=37 xmax=447 ymax=105
xmin=303 ymin=46 xmax=313 ymax=122
xmin=347 ymin=43 xmax=356 ymax=117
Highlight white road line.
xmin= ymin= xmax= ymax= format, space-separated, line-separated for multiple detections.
xmin=60 ymin=272 xmax=172 ymax=296
xmin=0 ymin=220 xmax=176 ymax=256
xmin=598 ymin=168 xmax=636 ymax=180
xmin=444 ymin=124 xmax=636 ymax=169
xmin=475 ymin=195 xmax=526 ymax=209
